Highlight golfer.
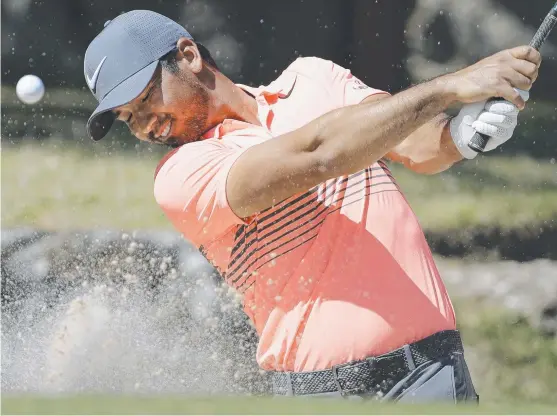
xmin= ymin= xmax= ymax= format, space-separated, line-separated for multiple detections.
xmin=84 ymin=10 xmax=540 ymax=402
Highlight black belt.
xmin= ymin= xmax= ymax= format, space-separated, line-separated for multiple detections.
xmin=272 ymin=330 xmax=463 ymax=396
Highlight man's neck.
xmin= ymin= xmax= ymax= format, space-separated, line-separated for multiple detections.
xmin=208 ymin=72 xmax=261 ymax=128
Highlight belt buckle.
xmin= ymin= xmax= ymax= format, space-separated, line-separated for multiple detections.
xmin=331 ymin=364 xmax=345 ymax=394
xmin=332 ymin=358 xmax=377 ymax=397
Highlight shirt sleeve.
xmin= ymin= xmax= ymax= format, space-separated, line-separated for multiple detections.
xmin=290 ymin=57 xmax=390 ymax=106
xmin=153 ymin=139 xmax=248 ymax=247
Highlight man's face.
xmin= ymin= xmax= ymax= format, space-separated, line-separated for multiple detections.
xmin=114 ymin=55 xmax=210 ymax=147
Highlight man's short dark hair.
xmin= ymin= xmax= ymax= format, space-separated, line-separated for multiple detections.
xmin=160 ymin=43 xmax=218 ymax=74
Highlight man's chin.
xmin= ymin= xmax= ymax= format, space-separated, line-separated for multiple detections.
xmin=167 ymin=140 xmax=183 ymax=149
xmin=165 ymin=131 xmax=205 ymax=147
xmin=149 ymin=135 xmax=185 ymax=148
xmin=160 ymin=137 xmax=181 ymax=148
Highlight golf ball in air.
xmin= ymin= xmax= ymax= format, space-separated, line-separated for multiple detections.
xmin=16 ymin=75 xmax=45 ymax=104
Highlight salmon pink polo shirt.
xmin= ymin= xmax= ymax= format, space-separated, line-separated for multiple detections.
xmin=154 ymin=57 xmax=456 ymax=372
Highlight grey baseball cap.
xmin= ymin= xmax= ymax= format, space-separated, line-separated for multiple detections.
xmin=84 ymin=10 xmax=193 ymax=140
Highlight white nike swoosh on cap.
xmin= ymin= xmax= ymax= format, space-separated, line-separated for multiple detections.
xmin=86 ymin=56 xmax=107 ymax=93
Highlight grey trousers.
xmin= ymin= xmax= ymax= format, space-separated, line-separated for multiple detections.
xmin=293 ymin=353 xmax=479 ymax=404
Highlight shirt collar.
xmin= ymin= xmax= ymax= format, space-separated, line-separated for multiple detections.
xmin=236 ymin=71 xmax=297 ymax=100
xmin=201 ymin=71 xmax=297 ymax=140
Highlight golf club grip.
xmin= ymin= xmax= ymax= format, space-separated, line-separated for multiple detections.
xmin=468 ymin=6 xmax=557 ymax=153
xmin=531 ymin=12 xmax=557 ymax=49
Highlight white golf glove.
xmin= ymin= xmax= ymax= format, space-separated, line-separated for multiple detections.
xmin=450 ymin=89 xmax=529 ymax=159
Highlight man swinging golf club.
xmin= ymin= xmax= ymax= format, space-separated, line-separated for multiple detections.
xmin=84 ymin=10 xmax=540 ymax=402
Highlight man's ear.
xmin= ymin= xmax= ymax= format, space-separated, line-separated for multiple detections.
xmin=175 ymin=37 xmax=203 ymax=74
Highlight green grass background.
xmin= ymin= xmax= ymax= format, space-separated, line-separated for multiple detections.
xmin=2 ymin=141 xmax=557 ymax=232
xmin=2 ymin=395 xmax=557 ymax=415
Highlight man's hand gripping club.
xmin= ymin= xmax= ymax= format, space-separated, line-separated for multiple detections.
xmin=448 ymin=46 xmax=541 ymax=159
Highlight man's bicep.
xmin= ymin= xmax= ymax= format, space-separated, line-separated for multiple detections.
xmin=227 ymin=93 xmax=392 ymax=218
xmin=227 ymin=124 xmax=326 ymax=218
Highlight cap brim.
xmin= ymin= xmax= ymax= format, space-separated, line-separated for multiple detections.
xmin=87 ymin=60 xmax=159 ymax=141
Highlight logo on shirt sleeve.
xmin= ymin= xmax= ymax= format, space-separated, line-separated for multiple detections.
xmin=352 ymin=79 xmax=370 ymax=90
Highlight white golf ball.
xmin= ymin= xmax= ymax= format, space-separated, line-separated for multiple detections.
xmin=16 ymin=74 xmax=45 ymax=105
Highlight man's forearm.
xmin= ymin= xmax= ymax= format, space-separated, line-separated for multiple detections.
xmin=312 ymin=77 xmax=455 ymax=177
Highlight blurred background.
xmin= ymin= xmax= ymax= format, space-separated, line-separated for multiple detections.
xmin=2 ymin=0 xmax=557 ymax=410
